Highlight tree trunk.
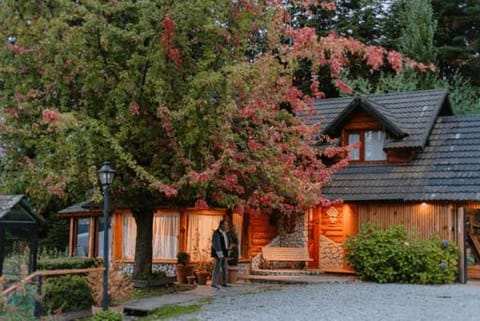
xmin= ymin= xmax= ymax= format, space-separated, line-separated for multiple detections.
xmin=132 ymin=209 xmax=154 ymax=278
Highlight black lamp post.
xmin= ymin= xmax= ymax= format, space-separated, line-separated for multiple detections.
xmin=98 ymin=161 xmax=115 ymax=311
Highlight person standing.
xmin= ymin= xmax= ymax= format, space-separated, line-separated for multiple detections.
xmin=211 ymin=220 xmax=229 ymax=288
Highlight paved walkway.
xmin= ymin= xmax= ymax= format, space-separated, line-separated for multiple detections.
xmin=122 ymin=273 xmax=359 ymax=317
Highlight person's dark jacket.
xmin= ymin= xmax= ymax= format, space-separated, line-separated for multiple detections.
xmin=211 ymin=229 xmax=228 ymax=258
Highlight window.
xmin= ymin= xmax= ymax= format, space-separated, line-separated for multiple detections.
xmin=186 ymin=214 xmax=223 ymax=261
xmin=110 ymin=209 xmax=244 ymax=262
xmin=75 ymin=218 xmax=90 ymax=257
xmin=122 ymin=211 xmax=180 ymax=260
xmin=97 ymin=217 xmax=111 ymax=258
xmin=152 ymin=213 xmax=180 ymax=259
xmin=347 ymin=130 xmax=386 ymax=161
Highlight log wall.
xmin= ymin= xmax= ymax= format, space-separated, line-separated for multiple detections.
xmin=356 ymin=202 xmax=455 ymax=240
xmin=248 ymin=213 xmax=277 ymax=259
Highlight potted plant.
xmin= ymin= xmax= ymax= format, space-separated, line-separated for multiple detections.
xmin=194 ymin=259 xmax=213 ymax=285
xmin=175 ymin=252 xmax=194 ymax=284
xmin=87 ymin=263 xmax=134 ymax=314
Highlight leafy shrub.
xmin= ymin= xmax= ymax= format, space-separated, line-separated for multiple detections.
xmin=0 ymin=278 xmax=58 ymax=321
xmin=345 ymin=224 xmax=458 ymax=284
xmin=90 ymin=310 xmax=123 ymax=321
xmin=37 ymin=257 xmax=101 ymax=270
xmin=42 ymin=275 xmax=93 ymax=314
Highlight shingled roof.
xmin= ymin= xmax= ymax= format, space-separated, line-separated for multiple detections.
xmin=319 ymin=98 xmax=480 ymax=202
xmin=309 ymin=88 xmax=453 ymax=150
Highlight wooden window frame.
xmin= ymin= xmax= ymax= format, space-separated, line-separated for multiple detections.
xmin=344 ymin=129 xmax=387 ymax=163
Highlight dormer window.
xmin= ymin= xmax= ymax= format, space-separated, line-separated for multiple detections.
xmin=347 ymin=130 xmax=387 ymax=161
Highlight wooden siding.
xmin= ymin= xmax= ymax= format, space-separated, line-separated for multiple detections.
xmin=248 ymin=213 xmax=277 ymax=259
xmin=356 ymin=202 xmax=455 ymax=240
xmin=343 ymin=112 xmax=381 ymax=131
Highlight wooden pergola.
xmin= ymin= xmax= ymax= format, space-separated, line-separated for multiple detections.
xmin=0 ymin=195 xmax=46 ymax=276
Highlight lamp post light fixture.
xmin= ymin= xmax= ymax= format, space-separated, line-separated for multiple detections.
xmin=98 ymin=161 xmax=115 ymax=311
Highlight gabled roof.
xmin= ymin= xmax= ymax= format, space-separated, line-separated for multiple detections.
xmin=323 ymin=96 xmax=408 ymax=139
xmin=309 ymin=88 xmax=452 ymax=150
xmin=0 ymin=194 xmax=46 ymax=225
xmin=58 ymin=199 xmax=100 ymax=215
xmin=322 ymin=114 xmax=480 ymax=202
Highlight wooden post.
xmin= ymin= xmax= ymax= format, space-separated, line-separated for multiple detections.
xmin=34 ymin=274 xmax=42 ymax=318
xmin=29 ymin=227 xmax=38 ymax=274
xmin=0 ymin=225 xmax=4 ymax=276
xmin=457 ymin=207 xmax=466 ymax=283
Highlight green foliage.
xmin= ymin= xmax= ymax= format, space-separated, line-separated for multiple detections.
xmin=0 ymin=280 xmax=41 ymax=321
xmin=176 ymin=252 xmax=190 ymax=266
xmin=137 ymin=303 xmax=201 ymax=321
xmin=37 ymin=257 xmax=101 ymax=270
xmin=42 ymin=275 xmax=93 ymax=314
xmin=345 ymin=224 xmax=458 ymax=284
xmin=90 ymin=310 xmax=123 ymax=321
xmin=396 ymin=0 xmax=437 ymax=64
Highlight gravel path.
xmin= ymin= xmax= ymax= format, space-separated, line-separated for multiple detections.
xmin=173 ymin=282 xmax=480 ymax=321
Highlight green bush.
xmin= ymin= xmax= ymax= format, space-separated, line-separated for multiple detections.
xmin=90 ymin=310 xmax=123 ymax=321
xmin=345 ymin=224 xmax=458 ymax=284
xmin=37 ymin=257 xmax=101 ymax=270
xmin=42 ymin=275 xmax=93 ymax=314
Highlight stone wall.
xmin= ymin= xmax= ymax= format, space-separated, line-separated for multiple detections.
xmin=278 ymin=214 xmax=307 ymax=248
xmin=119 ymin=261 xmax=250 ymax=278
xmin=251 ymin=213 xmax=309 ymax=270
xmin=318 ymin=235 xmax=344 ymax=270
xmin=119 ymin=262 xmax=177 ymax=277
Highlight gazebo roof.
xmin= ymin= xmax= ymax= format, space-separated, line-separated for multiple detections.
xmin=0 ymin=194 xmax=46 ymax=226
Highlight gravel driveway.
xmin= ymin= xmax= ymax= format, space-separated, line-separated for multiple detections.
xmin=173 ymin=282 xmax=480 ymax=321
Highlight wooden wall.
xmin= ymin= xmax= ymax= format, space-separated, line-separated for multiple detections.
xmin=356 ymin=202 xmax=456 ymax=240
xmin=248 ymin=213 xmax=277 ymax=259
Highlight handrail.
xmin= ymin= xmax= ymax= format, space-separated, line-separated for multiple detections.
xmin=1 ymin=267 xmax=104 ymax=297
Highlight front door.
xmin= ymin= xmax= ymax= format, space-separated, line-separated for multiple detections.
xmin=308 ymin=205 xmax=357 ymax=272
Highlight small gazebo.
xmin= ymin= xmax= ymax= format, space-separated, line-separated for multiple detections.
xmin=0 ymin=195 xmax=46 ymax=276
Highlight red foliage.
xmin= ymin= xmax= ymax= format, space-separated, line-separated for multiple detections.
xmin=42 ymin=109 xmax=60 ymax=123
xmin=168 ymin=48 xmax=183 ymax=71
xmin=129 ymin=101 xmax=140 ymax=116
xmin=387 ymin=51 xmax=403 ymax=74
xmin=366 ymin=46 xmax=385 ymax=71
xmin=194 ymin=199 xmax=209 ymax=209
xmin=320 ymin=1 xmax=336 ymax=11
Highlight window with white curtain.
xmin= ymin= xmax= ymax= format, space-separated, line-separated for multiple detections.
xmin=122 ymin=212 xmax=180 ymax=260
xmin=347 ymin=130 xmax=386 ymax=161
xmin=232 ymin=213 xmax=243 ymax=257
xmin=186 ymin=214 xmax=223 ymax=261
xmin=152 ymin=213 xmax=180 ymax=259
xmin=365 ymin=130 xmax=386 ymax=160
xmin=122 ymin=215 xmax=136 ymax=259
xmin=348 ymin=132 xmax=360 ymax=160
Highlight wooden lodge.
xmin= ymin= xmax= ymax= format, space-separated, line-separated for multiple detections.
xmin=60 ymin=89 xmax=480 ymax=280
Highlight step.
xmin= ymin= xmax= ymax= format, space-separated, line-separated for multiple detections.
xmin=250 ymin=269 xmax=326 ymax=277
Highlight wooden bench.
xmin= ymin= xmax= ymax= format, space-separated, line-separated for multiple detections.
xmin=261 ymin=246 xmax=313 ymax=269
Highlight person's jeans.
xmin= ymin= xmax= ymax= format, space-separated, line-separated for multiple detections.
xmin=211 ymin=257 xmax=228 ymax=286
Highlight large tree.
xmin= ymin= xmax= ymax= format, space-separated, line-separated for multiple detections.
xmin=0 ymin=0 xmax=421 ymax=276
xmin=431 ymin=0 xmax=480 ymax=86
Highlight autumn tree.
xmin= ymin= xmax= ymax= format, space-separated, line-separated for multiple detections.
xmin=0 ymin=0 xmax=423 ymax=276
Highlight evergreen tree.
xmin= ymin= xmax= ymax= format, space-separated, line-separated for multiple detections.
xmin=397 ymin=0 xmax=437 ymax=64
xmin=431 ymin=0 xmax=480 ymax=85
